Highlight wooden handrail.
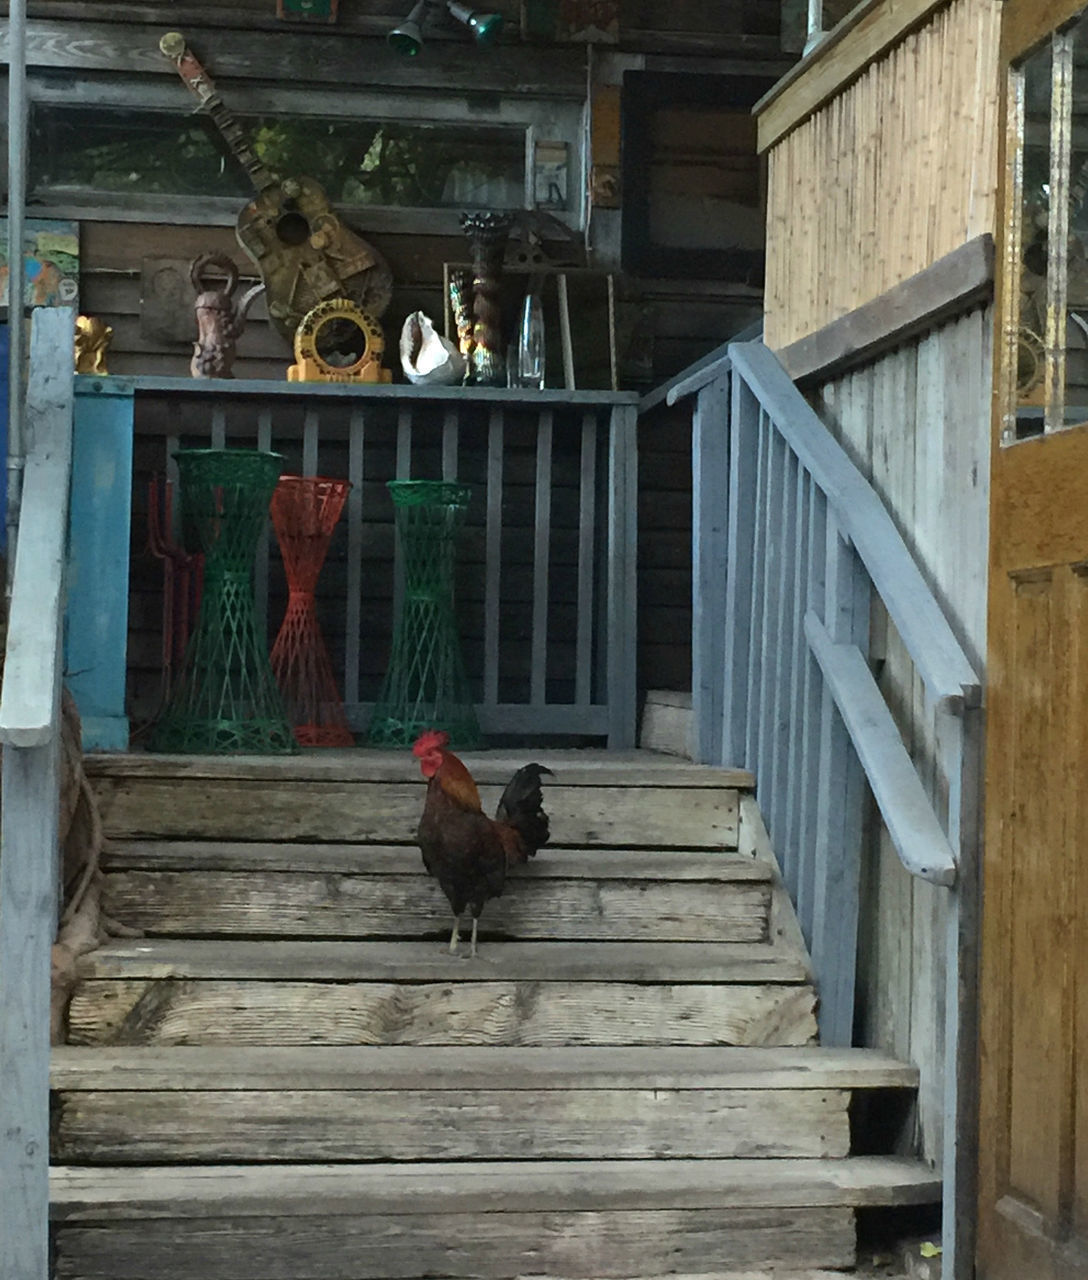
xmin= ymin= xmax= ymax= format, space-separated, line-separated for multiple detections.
xmin=806 ymin=612 xmax=958 ymax=885
xmin=729 ymin=340 xmax=980 ymax=713
xmin=0 ymin=305 xmax=75 ymax=1280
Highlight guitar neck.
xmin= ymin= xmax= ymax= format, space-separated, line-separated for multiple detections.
xmin=201 ymin=91 xmax=278 ymax=195
xmin=161 ymin=33 xmax=278 ymax=196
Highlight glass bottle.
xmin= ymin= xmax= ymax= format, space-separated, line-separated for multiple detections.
xmin=516 ymin=290 xmax=546 ymax=390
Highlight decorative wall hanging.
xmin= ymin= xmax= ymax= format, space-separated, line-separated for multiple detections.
xmin=159 ymin=33 xmax=392 ymax=345
xmin=190 ymin=252 xmax=264 ymax=379
xmin=276 ymin=0 xmax=338 ymax=22
xmin=0 ymin=218 xmax=79 ymax=309
xmin=460 ymin=211 xmax=512 ymax=386
xmin=399 ymin=310 xmax=466 ymax=386
xmin=74 ymin=316 xmax=112 ymax=375
xmin=287 ymin=297 xmax=391 ymax=383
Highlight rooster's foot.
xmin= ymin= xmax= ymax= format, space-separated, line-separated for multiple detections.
xmin=448 ymin=916 xmax=462 ymax=955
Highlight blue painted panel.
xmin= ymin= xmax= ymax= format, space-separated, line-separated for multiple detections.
xmin=65 ymin=380 xmax=136 ymax=751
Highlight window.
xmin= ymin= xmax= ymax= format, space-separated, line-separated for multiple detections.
xmin=31 ymin=104 xmax=526 ymax=211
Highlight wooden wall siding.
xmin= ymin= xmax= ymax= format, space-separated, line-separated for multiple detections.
xmin=762 ymin=0 xmax=1001 ymax=351
xmin=812 ymin=304 xmax=991 ymax=1161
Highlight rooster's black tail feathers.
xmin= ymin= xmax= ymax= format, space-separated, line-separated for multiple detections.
xmin=495 ymin=763 xmax=553 ymax=860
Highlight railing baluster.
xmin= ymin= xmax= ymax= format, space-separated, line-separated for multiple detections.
xmin=255 ymin=408 xmax=273 ymax=636
xmin=531 ymin=410 xmax=553 ymax=708
xmin=394 ymin=406 xmax=412 ymax=628
xmin=722 ymin=373 xmax=760 ymax=766
xmin=691 ymin=374 xmax=730 ymax=763
xmin=606 ymin=403 xmax=638 ymax=748
xmin=345 ymin=408 xmax=365 ymax=710
xmin=757 ymin=424 xmax=787 ymax=812
xmin=211 ymin=404 xmax=226 ymax=450
xmin=576 ymin=410 xmax=598 ymax=709
xmin=303 ymin=409 xmax=319 ymax=477
xmin=797 ymin=475 xmax=827 ymax=936
xmin=442 ymin=407 xmax=459 ymax=480
xmin=744 ymin=409 xmax=772 ymax=771
xmin=783 ymin=463 xmax=811 ymax=898
xmin=768 ymin=446 xmax=800 ymax=876
xmin=484 ymin=407 xmax=503 ymax=710
xmin=809 ymin=511 xmax=869 ymax=1046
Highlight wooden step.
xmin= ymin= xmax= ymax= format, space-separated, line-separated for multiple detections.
xmin=68 ymin=941 xmax=816 ymax=1048
xmin=100 ymin=867 xmax=771 ymax=942
xmin=86 ymin=750 xmax=754 ymax=789
xmin=50 ymin=1045 xmax=921 ymax=1091
xmin=77 ymin=939 xmax=810 ymax=983
xmin=53 ymin=1085 xmax=852 ymax=1163
xmin=90 ymin=775 xmax=742 ymax=848
xmin=51 ymin=1046 xmax=920 ymax=1166
xmin=50 ymin=1158 xmax=939 ymax=1279
xmin=101 ymin=843 xmax=771 ymax=879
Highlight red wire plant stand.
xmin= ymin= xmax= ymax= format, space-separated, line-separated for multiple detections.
xmin=269 ymin=475 xmax=355 ymax=747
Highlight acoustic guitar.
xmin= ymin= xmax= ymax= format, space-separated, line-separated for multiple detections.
xmin=159 ymin=32 xmax=393 ymax=345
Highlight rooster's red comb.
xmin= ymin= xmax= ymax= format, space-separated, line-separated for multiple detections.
xmin=412 ymin=728 xmax=450 ymax=757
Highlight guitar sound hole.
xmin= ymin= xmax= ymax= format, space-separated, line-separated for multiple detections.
xmin=276 ymin=211 xmax=311 ymax=247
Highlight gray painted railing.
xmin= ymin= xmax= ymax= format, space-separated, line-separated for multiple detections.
xmin=670 ymin=338 xmax=981 ymax=1280
xmin=0 ymin=307 xmax=75 ymax=1280
xmin=79 ymin=378 xmax=638 ymax=748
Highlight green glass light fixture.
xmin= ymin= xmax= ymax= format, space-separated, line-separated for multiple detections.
xmin=388 ymin=0 xmax=503 ymax=55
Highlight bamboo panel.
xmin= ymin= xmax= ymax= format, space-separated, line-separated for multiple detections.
xmin=762 ymin=0 xmax=1002 ymax=349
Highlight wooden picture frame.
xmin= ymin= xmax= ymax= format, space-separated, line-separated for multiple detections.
xmin=620 ymin=71 xmax=774 ymax=282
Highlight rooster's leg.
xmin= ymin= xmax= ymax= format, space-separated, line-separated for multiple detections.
xmin=469 ymin=915 xmax=479 ymax=959
xmin=448 ymin=915 xmax=462 ymax=954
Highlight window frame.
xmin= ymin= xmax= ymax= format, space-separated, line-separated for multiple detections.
xmin=14 ymin=71 xmax=588 ymax=236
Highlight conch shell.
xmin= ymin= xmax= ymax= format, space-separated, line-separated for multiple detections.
xmin=399 ymin=310 xmax=466 ymax=386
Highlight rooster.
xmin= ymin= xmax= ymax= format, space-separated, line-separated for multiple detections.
xmin=412 ymin=729 xmax=552 ymax=958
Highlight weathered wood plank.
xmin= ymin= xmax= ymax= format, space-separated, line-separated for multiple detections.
xmin=48 ymin=1155 xmax=942 ymax=1219
xmin=75 ymin=939 xmax=811 ymax=984
xmin=53 ymin=1086 xmax=850 ymax=1162
xmin=84 ymin=750 xmax=754 ymax=788
xmin=776 ymin=236 xmax=995 ymax=384
xmin=66 ymin=978 xmax=819 ymax=1047
xmin=53 ymin=1207 xmax=856 ymax=1279
xmin=6 ymin=18 xmax=588 ymax=97
xmin=755 ymin=0 xmax=952 ymax=151
xmin=100 ymin=842 xmax=772 ymax=880
xmin=91 ymin=780 xmax=741 ymax=848
xmin=49 ymin=1044 xmax=922 ymax=1093
xmin=100 ymin=871 xmax=770 ymax=942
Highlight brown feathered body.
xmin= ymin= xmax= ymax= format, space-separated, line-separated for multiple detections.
xmin=413 ymin=733 xmax=552 ymax=929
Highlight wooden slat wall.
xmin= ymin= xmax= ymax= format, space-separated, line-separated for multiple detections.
xmin=762 ymin=0 xmax=1001 ymax=350
xmin=812 ymin=304 xmax=991 ymax=1161
xmin=79 ymin=222 xmax=458 ymax=381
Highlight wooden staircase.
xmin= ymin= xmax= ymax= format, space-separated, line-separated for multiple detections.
xmin=50 ymin=750 xmax=938 ymax=1279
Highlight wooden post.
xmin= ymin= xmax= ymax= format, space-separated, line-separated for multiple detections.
xmin=0 ymin=306 xmax=74 ymax=1280
xmin=941 ymin=702 xmax=982 ymax=1280
xmin=808 ymin=515 xmax=869 ymax=1047
xmin=690 ymin=373 xmax=730 ymax=764
xmin=721 ymin=371 xmax=761 ymax=767
xmin=606 ymin=402 xmax=637 ymax=748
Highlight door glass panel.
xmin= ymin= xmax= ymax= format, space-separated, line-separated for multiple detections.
xmin=1009 ymin=41 xmax=1053 ymax=439
xmin=1065 ymin=14 xmax=1088 ymax=425
xmin=1009 ymin=16 xmax=1088 ymax=441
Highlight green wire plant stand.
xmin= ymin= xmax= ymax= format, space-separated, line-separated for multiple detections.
xmin=151 ymin=448 xmax=297 ymax=755
xmin=368 ymin=480 xmax=481 ymax=749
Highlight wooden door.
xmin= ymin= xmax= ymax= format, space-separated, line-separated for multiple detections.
xmin=981 ymin=3 xmax=1088 ymax=1277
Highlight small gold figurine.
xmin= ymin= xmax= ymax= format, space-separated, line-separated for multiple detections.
xmin=74 ymin=315 xmax=112 ymax=375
